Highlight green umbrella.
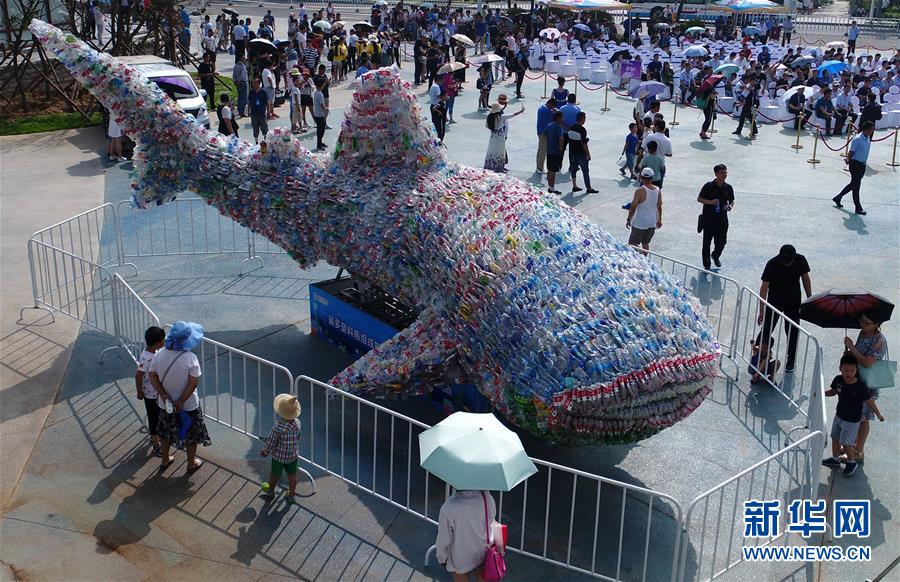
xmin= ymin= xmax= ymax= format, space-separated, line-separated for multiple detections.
xmin=419 ymin=412 xmax=537 ymax=491
xmin=715 ymin=63 xmax=741 ymax=76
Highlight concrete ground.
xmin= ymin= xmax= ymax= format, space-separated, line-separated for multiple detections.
xmin=2 ymin=14 xmax=898 ymax=582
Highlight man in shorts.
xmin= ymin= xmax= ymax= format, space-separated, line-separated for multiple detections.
xmin=543 ymin=111 xmax=565 ymax=195
xmin=625 ymin=167 xmax=662 ymax=254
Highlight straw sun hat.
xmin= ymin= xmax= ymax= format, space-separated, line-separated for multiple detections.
xmin=274 ymin=393 xmax=302 ymax=419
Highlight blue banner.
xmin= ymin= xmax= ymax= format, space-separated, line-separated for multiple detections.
xmin=309 ymin=281 xmax=400 ymax=358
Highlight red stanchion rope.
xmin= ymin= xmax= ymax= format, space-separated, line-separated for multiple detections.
xmin=872 ymin=129 xmax=898 ymax=142
xmin=523 ymin=71 xmax=546 ymax=80
xmin=816 ymin=131 xmax=855 ymax=152
xmin=575 ymin=79 xmax=605 ymax=91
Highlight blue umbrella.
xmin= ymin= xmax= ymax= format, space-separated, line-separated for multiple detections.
xmin=630 ymin=80 xmax=668 ymax=99
xmin=817 ymin=60 xmax=847 ymax=76
xmin=684 ymin=45 xmax=708 ymax=58
xmin=573 ymin=23 xmax=592 ymax=33
xmin=743 ymin=25 xmax=762 ymax=36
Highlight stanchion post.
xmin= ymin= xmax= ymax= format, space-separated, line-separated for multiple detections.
xmin=542 ymin=71 xmax=548 ymax=99
xmin=888 ymin=129 xmax=900 ymax=168
xmin=601 ymin=81 xmax=610 ymax=112
xmin=670 ymin=100 xmax=679 ymax=126
xmin=807 ymin=127 xmax=821 ymax=164
xmin=574 ymin=74 xmax=578 ymax=103
xmin=840 ymin=125 xmax=853 ymax=158
xmin=710 ymin=109 xmax=717 ymax=134
xmin=791 ymin=116 xmax=804 ymax=150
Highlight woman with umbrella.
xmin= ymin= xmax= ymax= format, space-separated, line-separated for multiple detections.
xmin=846 ymin=312 xmax=889 ymax=461
xmin=484 ymin=95 xmax=525 ymax=173
xmin=425 ymin=413 xmax=535 ymax=581
xmin=697 ymin=69 xmax=722 ymax=140
xmin=801 ymin=290 xmax=893 ymax=462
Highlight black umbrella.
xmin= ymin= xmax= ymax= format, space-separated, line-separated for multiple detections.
xmin=800 ymin=289 xmax=894 ymax=330
xmin=248 ymin=38 xmax=278 ymax=58
xmin=222 ymin=8 xmax=238 ymax=16
xmin=609 ymin=49 xmax=631 ymax=62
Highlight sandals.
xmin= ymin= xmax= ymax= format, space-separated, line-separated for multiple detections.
xmin=159 ymin=456 xmax=175 ymax=472
xmin=186 ymin=459 xmax=204 ymax=474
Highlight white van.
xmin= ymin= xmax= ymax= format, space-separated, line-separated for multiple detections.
xmin=117 ymin=55 xmax=211 ymax=129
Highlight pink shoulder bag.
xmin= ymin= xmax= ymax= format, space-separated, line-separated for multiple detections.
xmin=481 ymin=492 xmax=507 ymax=582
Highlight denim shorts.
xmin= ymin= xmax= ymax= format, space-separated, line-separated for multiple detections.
xmin=830 ymin=415 xmax=860 ymax=446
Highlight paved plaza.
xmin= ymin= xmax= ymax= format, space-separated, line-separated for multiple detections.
xmin=1 ymin=9 xmax=898 ymax=580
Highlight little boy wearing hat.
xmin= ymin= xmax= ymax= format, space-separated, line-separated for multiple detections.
xmin=261 ymin=394 xmax=303 ymax=503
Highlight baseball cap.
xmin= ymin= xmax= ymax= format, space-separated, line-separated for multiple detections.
xmin=641 ymin=167 xmax=655 ymax=178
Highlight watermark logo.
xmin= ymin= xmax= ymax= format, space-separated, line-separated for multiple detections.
xmin=741 ymin=499 xmax=872 ymax=562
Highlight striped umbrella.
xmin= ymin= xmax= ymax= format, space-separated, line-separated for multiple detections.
xmin=711 ymin=0 xmax=788 ymax=12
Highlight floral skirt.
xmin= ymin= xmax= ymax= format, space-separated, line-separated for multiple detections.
xmin=157 ymin=407 xmax=212 ymax=449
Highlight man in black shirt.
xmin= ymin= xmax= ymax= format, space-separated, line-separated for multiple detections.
xmin=565 ymin=111 xmax=599 ymax=195
xmin=822 ymin=354 xmax=883 ymax=476
xmin=197 ymin=53 xmax=216 ymax=110
xmin=697 ymin=164 xmax=734 ymax=270
xmin=757 ymin=244 xmax=812 ymax=373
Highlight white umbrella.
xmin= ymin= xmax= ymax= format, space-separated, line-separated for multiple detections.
xmin=437 ymin=61 xmax=467 ymax=74
xmin=783 ymin=84 xmax=819 ymax=103
xmin=452 ymin=33 xmax=474 ymax=47
xmin=373 ymin=0 xmax=388 ymax=6
xmin=468 ymin=53 xmax=505 ymax=65
xmin=825 ymin=40 xmax=847 ymax=50
xmin=539 ymin=27 xmax=561 ymax=40
xmin=419 ymin=412 xmax=537 ymax=492
xmin=313 ymin=20 xmax=332 ymax=32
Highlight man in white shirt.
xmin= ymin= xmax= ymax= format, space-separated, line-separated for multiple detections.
xmin=833 ymin=84 xmax=857 ymax=135
xmin=643 ymin=119 xmax=673 ymax=157
xmin=261 ymin=64 xmax=277 ymax=119
xmin=232 ymin=19 xmax=246 ymax=61
xmin=348 ymin=31 xmax=359 ymax=69
xmin=312 ymin=79 xmax=329 ymax=150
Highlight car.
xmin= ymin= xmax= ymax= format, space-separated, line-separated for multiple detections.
xmin=116 ymin=56 xmax=211 ymax=129
xmin=106 ymin=56 xmax=211 ymax=159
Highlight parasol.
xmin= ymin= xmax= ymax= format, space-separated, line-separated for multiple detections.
xmin=452 ymin=33 xmax=474 ymax=47
xmin=800 ymin=289 xmax=894 ymax=330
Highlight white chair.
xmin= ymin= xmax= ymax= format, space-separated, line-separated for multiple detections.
xmin=545 ymin=59 xmax=559 ymax=74
xmin=559 ymin=61 xmax=577 ymax=77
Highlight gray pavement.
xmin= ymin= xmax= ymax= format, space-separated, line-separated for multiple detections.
xmin=1 ymin=35 xmax=899 ymax=582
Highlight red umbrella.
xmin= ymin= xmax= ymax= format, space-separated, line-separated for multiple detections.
xmin=699 ymin=73 xmax=724 ymax=94
xmin=800 ymin=288 xmax=894 ymax=330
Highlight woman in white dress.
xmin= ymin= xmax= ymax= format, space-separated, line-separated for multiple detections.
xmin=483 ymin=95 xmax=525 ymax=173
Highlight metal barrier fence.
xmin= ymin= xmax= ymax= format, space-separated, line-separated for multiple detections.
xmin=731 ymin=286 xmax=821 ymax=426
xmin=676 ymin=430 xmax=826 ymax=582
xmin=28 ymin=203 xmax=126 ymax=271
xmin=101 ymin=273 xmax=162 ymax=363
xmin=294 ymin=374 xmax=684 ymax=582
xmin=115 ymin=198 xmax=283 ymax=275
xmin=645 ymin=251 xmax=742 ymax=359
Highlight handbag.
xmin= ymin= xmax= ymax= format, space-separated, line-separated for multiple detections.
xmin=616 ymin=155 xmax=628 ymax=169
xmin=857 ymin=344 xmax=896 ymax=389
xmin=697 ymin=213 xmax=704 ymax=234
xmin=858 ymin=359 xmax=897 ymax=389
xmin=481 ymin=492 xmax=507 ymax=582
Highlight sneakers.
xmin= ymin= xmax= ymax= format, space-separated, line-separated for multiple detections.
xmin=831 ymin=196 xmax=843 ymax=208
xmin=713 ymin=256 xmax=722 ymax=268
xmin=622 ymin=202 xmax=632 ymax=210
xmin=822 ymin=456 xmax=841 ymax=467
xmin=547 ymin=188 xmax=562 ymax=195
xmin=586 ymin=188 xmax=599 ymax=194
xmin=843 ymin=462 xmax=859 ymax=476
xmin=151 ymin=444 xmax=163 ymax=457
xmin=260 ymin=482 xmax=275 ymax=498
xmin=619 ymin=167 xmax=627 ymax=177
xmin=571 ymin=186 xmax=583 ymax=193
xmin=284 ymin=494 xmax=297 ymax=505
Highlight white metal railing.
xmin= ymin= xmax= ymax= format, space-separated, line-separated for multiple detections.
xmin=100 ymin=273 xmax=162 ymax=364
xmin=731 ymin=287 xmax=821 ymax=423
xmin=644 ymin=251 xmax=742 ymax=358
xmin=676 ymin=431 xmax=826 ymax=582
xmin=295 ymin=375 xmax=684 ymax=582
xmin=29 ymin=203 xmax=124 ymax=270
xmin=115 ymin=198 xmax=283 ymax=275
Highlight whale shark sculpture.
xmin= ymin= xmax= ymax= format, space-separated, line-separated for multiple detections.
xmin=32 ymin=20 xmax=721 ymax=445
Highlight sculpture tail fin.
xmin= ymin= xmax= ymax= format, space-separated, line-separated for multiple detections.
xmin=335 ymin=67 xmax=446 ymax=169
